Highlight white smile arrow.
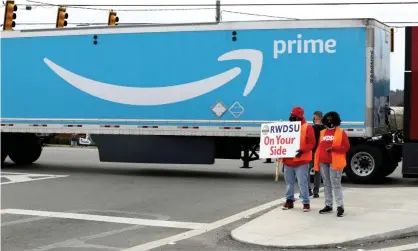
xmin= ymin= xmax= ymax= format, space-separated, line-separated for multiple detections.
xmin=44 ymin=49 xmax=263 ymax=106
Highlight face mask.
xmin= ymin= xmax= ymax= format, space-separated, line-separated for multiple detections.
xmin=324 ymin=119 xmax=335 ymax=128
xmin=289 ymin=115 xmax=301 ymax=122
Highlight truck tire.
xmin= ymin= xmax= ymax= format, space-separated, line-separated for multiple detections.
xmin=9 ymin=144 xmax=42 ymax=165
xmin=345 ymin=144 xmax=383 ymax=184
xmin=1 ymin=134 xmax=10 ymax=167
xmin=380 ymin=162 xmax=399 ymax=177
xmin=8 ymin=134 xmax=43 ymax=165
xmin=1 ymin=153 xmax=7 ymax=166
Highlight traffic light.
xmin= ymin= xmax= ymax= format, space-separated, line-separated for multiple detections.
xmin=390 ymin=28 xmax=395 ymax=52
xmin=56 ymin=7 xmax=68 ymax=28
xmin=3 ymin=0 xmax=17 ymax=31
xmin=108 ymin=11 xmax=119 ymax=26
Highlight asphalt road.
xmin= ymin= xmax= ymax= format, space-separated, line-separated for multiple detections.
xmin=1 ymin=146 xmax=418 ymax=251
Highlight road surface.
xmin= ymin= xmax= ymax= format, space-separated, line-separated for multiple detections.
xmin=1 ymin=147 xmax=417 ymax=251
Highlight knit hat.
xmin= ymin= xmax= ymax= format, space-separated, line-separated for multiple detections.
xmin=291 ymin=106 xmax=304 ymax=118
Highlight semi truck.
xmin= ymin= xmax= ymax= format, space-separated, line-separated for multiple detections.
xmin=401 ymin=25 xmax=418 ymax=178
xmin=1 ymin=18 xmax=416 ymax=183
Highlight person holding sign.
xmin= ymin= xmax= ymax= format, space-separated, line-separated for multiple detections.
xmin=313 ymin=111 xmax=350 ymax=217
xmin=281 ymin=107 xmax=316 ymax=212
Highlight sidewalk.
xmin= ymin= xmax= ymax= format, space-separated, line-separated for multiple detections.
xmin=231 ymin=187 xmax=418 ymax=248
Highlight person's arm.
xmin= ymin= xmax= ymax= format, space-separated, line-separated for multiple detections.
xmin=300 ymin=125 xmax=316 ymax=152
xmin=332 ymin=130 xmax=350 ymax=153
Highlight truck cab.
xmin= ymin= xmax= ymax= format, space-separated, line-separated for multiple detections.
xmin=401 ymin=26 xmax=418 ymax=178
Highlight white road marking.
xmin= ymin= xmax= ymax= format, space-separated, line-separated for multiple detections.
xmin=1 ymin=209 xmax=170 ymax=227
xmin=121 ymin=188 xmax=324 ymax=251
xmin=1 ymin=209 xmax=208 ymax=230
xmin=367 ymin=243 xmax=418 ymax=251
xmin=1 ymin=172 xmax=68 ymax=185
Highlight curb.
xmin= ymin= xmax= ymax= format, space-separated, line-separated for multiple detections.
xmin=231 ymin=225 xmax=418 ymax=249
xmin=44 ymin=144 xmax=97 ymax=149
xmin=230 ymin=187 xmax=325 ymax=248
xmin=231 ymin=210 xmax=418 ymax=249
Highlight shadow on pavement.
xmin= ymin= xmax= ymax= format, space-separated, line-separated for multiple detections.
xmin=3 ymin=161 xmax=417 ymax=186
xmin=1 ymin=161 xmax=277 ymax=182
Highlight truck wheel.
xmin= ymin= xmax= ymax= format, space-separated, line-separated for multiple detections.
xmin=380 ymin=162 xmax=399 ymax=177
xmin=1 ymin=134 xmax=10 ymax=167
xmin=345 ymin=145 xmax=383 ymax=184
xmin=1 ymin=154 xmax=7 ymax=166
xmin=8 ymin=135 xmax=43 ymax=165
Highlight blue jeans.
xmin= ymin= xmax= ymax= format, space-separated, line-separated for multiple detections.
xmin=284 ymin=163 xmax=310 ymax=204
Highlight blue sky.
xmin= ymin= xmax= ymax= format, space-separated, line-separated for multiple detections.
xmin=2 ymin=0 xmax=417 ymax=90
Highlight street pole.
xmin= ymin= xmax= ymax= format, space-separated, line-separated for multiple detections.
xmin=216 ymin=0 xmax=221 ymax=23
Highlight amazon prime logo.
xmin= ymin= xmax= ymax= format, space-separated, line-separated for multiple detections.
xmin=43 ymin=49 xmax=263 ymax=106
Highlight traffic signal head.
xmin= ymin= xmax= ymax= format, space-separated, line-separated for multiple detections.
xmin=108 ymin=11 xmax=119 ymax=26
xmin=56 ymin=7 xmax=68 ymax=28
xmin=3 ymin=0 xmax=17 ymax=31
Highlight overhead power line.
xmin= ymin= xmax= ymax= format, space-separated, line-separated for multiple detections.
xmin=222 ymin=10 xmax=298 ymax=20
xmin=8 ymin=21 xmax=418 ymax=26
xmin=22 ymin=1 xmax=215 ymax=11
xmin=21 ymin=1 xmax=418 ymax=7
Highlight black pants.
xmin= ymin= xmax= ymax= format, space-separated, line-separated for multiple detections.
xmin=309 ymin=160 xmax=321 ymax=195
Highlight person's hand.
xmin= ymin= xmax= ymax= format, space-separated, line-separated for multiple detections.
xmin=326 ymin=147 xmax=332 ymax=152
xmin=295 ymin=149 xmax=303 ymax=157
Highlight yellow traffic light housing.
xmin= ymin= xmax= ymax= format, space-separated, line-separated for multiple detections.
xmin=390 ymin=28 xmax=395 ymax=52
xmin=108 ymin=11 xmax=119 ymax=26
xmin=56 ymin=7 xmax=68 ymax=28
xmin=3 ymin=0 xmax=17 ymax=31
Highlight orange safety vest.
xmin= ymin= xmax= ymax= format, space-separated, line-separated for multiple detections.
xmin=279 ymin=123 xmax=312 ymax=162
xmin=313 ymin=127 xmax=347 ymax=171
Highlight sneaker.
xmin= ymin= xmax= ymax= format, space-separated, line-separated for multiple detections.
xmin=309 ymin=189 xmax=313 ymax=197
xmin=337 ymin=206 xmax=344 ymax=217
xmin=303 ymin=204 xmax=311 ymax=212
xmin=282 ymin=200 xmax=294 ymax=210
xmin=319 ymin=205 xmax=333 ymax=214
xmin=313 ymin=194 xmax=319 ymax=198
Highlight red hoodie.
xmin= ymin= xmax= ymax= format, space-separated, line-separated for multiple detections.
xmin=282 ymin=118 xmax=316 ymax=167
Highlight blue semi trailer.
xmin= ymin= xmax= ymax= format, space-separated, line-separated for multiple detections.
xmin=0 ymin=18 xmax=405 ymax=183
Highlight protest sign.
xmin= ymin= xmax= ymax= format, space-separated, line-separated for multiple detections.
xmin=259 ymin=121 xmax=301 ymax=158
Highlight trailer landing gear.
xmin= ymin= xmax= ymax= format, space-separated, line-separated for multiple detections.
xmin=241 ymin=144 xmax=259 ymax=169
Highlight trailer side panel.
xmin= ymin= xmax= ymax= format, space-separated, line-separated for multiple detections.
xmin=2 ymin=25 xmax=366 ymax=135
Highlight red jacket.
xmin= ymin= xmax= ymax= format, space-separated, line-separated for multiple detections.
xmin=282 ymin=120 xmax=316 ymax=167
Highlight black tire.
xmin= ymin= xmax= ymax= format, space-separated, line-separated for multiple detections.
xmin=1 ymin=133 xmax=10 ymax=167
xmin=345 ymin=144 xmax=384 ymax=184
xmin=8 ymin=134 xmax=43 ymax=165
xmin=1 ymin=154 xmax=7 ymax=166
xmin=9 ymin=143 xmax=42 ymax=165
xmin=380 ymin=162 xmax=399 ymax=177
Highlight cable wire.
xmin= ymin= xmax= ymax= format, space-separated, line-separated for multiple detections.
xmin=20 ymin=1 xmax=418 ymax=7
xmin=222 ymin=10 xmax=298 ymax=20
xmin=22 ymin=0 xmax=215 ymax=11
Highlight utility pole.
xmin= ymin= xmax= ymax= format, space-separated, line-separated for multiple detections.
xmin=216 ymin=0 xmax=221 ymax=23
